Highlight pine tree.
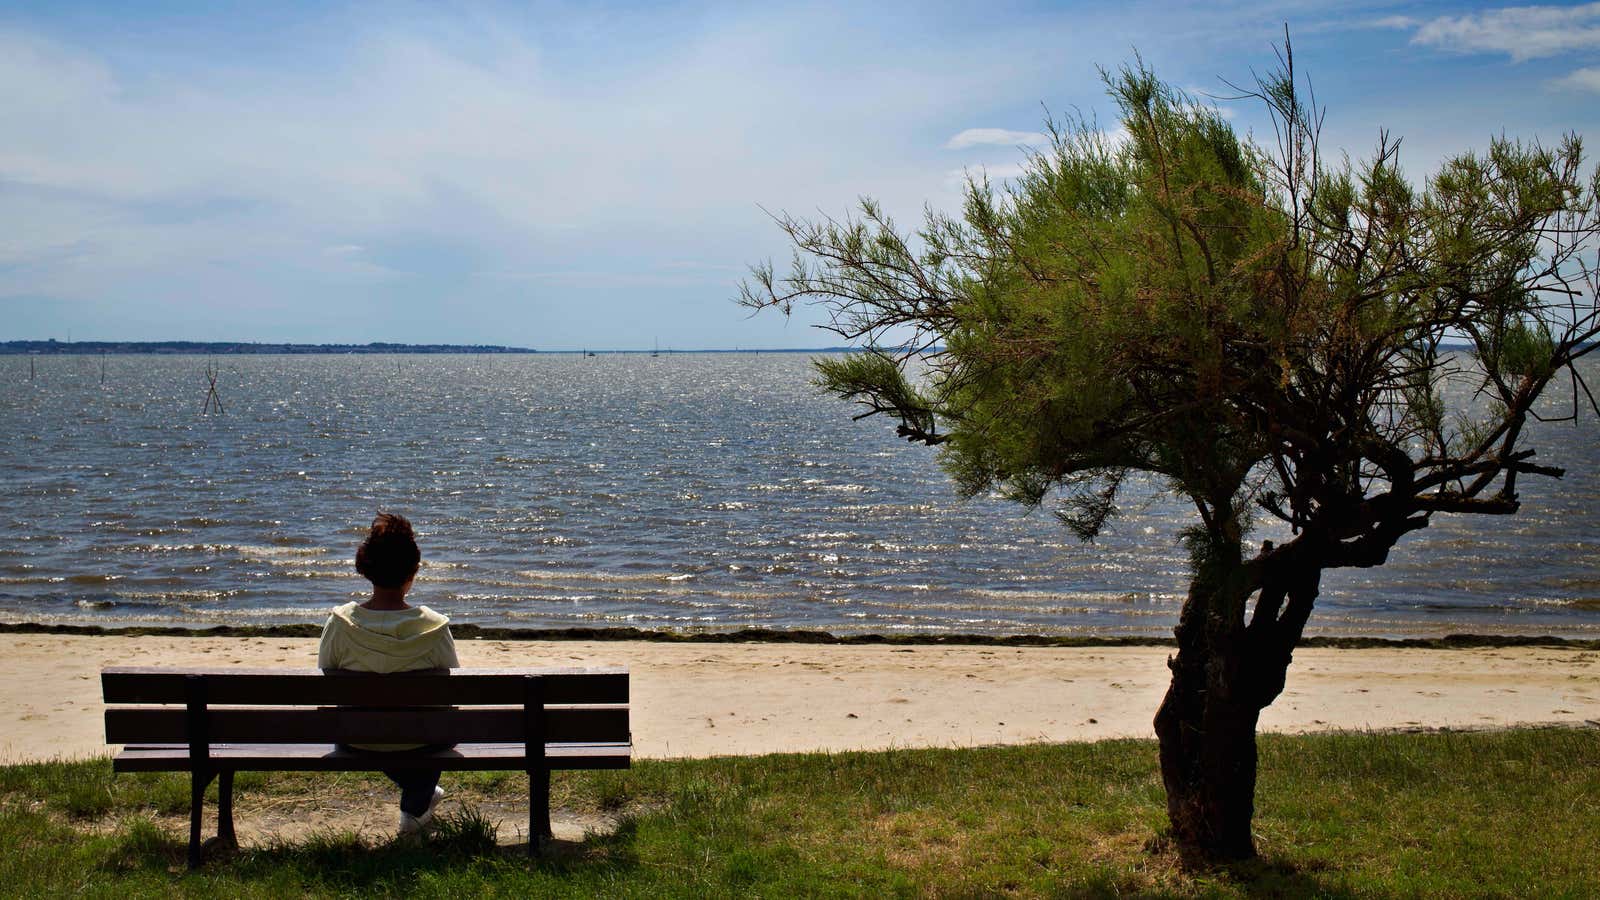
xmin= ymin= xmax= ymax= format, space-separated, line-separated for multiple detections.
xmin=741 ymin=40 xmax=1600 ymax=861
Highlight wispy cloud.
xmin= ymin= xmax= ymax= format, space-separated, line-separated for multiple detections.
xmin=1 ymin=3 xmax=1595 ymax=345
xmin=1552 ymin=66 xmax=1600 ymax=93
xmin=945 ymin=128 xmax=1049 ymax=150
xmin=1411 ymin=2 xmax=1600 ymax=62
xmin=1370 ymin=15 xmax=1420 ymax=31
xmin=944 ymin=162 xmax=1030 ymax=186
xmin=0 ymin=10 xmax=1050 ymax=342
xmin=943 ymin=125 xmax=1132 ymax=188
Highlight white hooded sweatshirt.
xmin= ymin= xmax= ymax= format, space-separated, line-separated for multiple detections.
xmin=317 ymin=601 xmax=460 ymax=673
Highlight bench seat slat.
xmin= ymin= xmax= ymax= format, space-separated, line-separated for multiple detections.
xmin=106 ymin=705 xmax=628 ymax=745
xmin=102 ymin=667 xmax=628 ymax=706
xmin=112 ymin=742 xmax=631 ymax=773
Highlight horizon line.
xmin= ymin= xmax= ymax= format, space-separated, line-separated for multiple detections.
xmin=0 ymin=338 xmax=886 ymax=355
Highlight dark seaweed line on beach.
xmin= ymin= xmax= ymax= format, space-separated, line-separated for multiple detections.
xmin=2 ymin=621 xmax=1596 ymax=650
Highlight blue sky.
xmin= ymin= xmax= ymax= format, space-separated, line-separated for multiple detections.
xmin=2 ymin=1 xmax=1597 ymax=349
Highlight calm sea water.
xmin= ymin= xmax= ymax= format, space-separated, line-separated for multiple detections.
xmin=2 ymin=353 xmax=1597 ymax=638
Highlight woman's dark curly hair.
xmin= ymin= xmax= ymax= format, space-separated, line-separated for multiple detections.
xmin=355 ymin=513 xmax=421 ymax=589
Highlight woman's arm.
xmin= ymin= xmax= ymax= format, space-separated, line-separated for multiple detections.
xmin=435 ymin=628 xmax=460 ymax=669
xmin=317 ymin=616 xmax=342 ymax=670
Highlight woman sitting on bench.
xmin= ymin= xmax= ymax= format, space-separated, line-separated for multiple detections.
xmin=318 ymin=512 xmax=460 ymax=835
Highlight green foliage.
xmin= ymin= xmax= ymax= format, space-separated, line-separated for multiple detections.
xmin=1498 ymin=319 xmax=1557 ymax=378
xmin=742 ymin=46 xmax=1600 ymax=575
xmin=813 ymin=351 xmax=937 ymax=439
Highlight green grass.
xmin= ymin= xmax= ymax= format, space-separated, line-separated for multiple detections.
xmin=1 ymin=728 xmax=1596 ymax=897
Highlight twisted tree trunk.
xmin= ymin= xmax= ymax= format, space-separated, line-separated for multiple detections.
xmin=1153 ymin=542 xmax=1323 ymax=862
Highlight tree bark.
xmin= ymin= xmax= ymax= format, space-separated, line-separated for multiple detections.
xmin=1153 ymin=669 xmax=1262 ymax=860
xmin=1153 ymin=546 xmax=1321 ymax=863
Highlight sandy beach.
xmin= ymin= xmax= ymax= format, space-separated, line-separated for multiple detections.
xmin=3 ymin=633 xmax=1596 ymax=765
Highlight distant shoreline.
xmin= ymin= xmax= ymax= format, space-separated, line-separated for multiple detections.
xmin=1 ymin=340 xmax=862 ymax=356
xmin=2 ymin=620 xmax=1595 ymax=650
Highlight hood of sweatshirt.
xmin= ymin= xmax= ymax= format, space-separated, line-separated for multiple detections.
xmin=325 ymin=601 xmax=450 ymax=653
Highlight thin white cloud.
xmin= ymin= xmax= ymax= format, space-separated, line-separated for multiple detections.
xmin=1370 ymin=15 xmax=1419 ymax=30
xmin=1411 ymin=3 xmax=1600 ymax=62
xmin=1552 ymin=66 xmax=1600 ymax=92
xmin=479 ymin=268 xmax=724 ymax=288
xmin=945 ymin=162 xmax=1030 ymax=186
xmin=660 ymin=260 xmax=746 ymax=273
xmin=945 ymin=128 xmax=1049 ymax=150
xmin=943 ymin=126 xmax=1131 ymax=188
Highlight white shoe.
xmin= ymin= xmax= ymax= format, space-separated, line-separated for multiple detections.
xmin=398 ymin=787 xmax=445 ymax=836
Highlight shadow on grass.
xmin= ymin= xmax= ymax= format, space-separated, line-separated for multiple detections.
xmin=99 ymin=808 xmax=642 ymax=891
xmin=1210 ymin=856 xmax=1355 ymax=900
xmin=1116 ymin=834 xmax=1358 ymax=900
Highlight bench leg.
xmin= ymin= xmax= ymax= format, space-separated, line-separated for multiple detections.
xmin=217 ymin=771 xmax=236 ymax=847
xmin=187 ymin=769 xmax=216 ymax=870
xmin=529 ymin=767 xmax=552 ymax=854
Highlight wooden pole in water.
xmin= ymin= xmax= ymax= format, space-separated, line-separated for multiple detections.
xmin=29 ymin=356 xmax=35 ymax=381
xmin=100 ymin=352 xmax=106 ymax=385
xmin=201 ymin=363 xmax=225 ymax=415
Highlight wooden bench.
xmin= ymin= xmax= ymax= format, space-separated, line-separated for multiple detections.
xmin=101 ymin=666 xmax=631 ymax=868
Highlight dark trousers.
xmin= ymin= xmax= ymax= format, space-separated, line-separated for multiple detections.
xmin=338 ymin=744 xmax=453 ymax=816
xmin=383 ymin=768 xmax=443 ymax=817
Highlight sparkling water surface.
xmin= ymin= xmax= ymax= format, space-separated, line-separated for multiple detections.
xmin=2 ymin=353 xmax=1597 ymax=638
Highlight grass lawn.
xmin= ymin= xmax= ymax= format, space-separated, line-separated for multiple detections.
xmin=1 ymin=727 xmax=1596 ymax=897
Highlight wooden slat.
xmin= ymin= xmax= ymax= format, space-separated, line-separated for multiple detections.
xmin=102 ymin=667 xmax=628 ymax=706
xmin=106 ymin=706 xmax=629 ymax=745
xmin=112 ymin=742 xmax=631 ymax=773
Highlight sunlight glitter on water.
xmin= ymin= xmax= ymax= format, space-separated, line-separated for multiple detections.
xmin=1 ymin=352 xmax=1597 ymax=638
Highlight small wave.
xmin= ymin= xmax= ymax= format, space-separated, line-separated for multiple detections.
xmin=269 ymin=534 xmax=317 ymax=546
xmin=114 ymin=589 xmax=242 ymax=603
xmin=963 ymin=588 xmax=1152 ymax=605
xmin=450 ymin=592 xmax=599 ymax=604
xmin=62 ymin=573 xmax=125 ymax=585
xmin=1518 ymin=596 xmax=1600 ymax=612
xmin=115 ymin=542 xmax=333 ymax=558
xmin=262 ymin=569 xmax=346 ymax=580
xmin=516 ymin=569 xmax=690 ymax=584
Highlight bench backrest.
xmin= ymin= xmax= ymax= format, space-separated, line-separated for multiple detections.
xmin=102 ymin=667 xmax=629 ymax=747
